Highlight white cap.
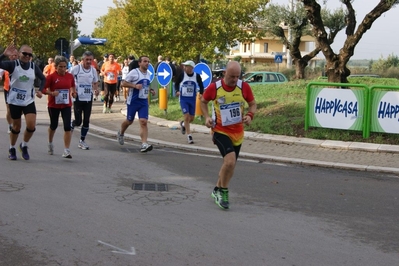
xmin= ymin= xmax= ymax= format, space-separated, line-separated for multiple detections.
xmin=182 ymin=60 xmax=195 ymax=67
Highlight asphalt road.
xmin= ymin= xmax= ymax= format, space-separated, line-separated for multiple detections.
xmin=0 ymin=120 xmax=398 ymax=266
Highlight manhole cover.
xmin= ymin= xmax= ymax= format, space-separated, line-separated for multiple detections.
xmin=132 ymin=183 xmax=168 ymax=191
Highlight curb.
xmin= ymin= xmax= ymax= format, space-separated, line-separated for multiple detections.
xmin=121 ymin=108 xmax=399 ymax=154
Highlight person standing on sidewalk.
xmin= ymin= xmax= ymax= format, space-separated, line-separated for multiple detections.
xmin=69 ymin=51 xmax=99 ymax=150
xmin=0 ymin=44 xmax=46 ymax=160
xmin=98 ymin=54 xmax=108 ymax=102
xmin=1 ymin=49 xmax=19 ymax=134
xmin=100 ymin=53 xmax=121 ymax=113
xmin=121 ymin=58 xmax=130 ymax=104
xmin=175 ymin=60 xmax=204 ymax=144
xmin=117 ymin=55 xmax=156 ymax=153
xmin=42 ymin=56 xmax=76 ymax=159
xmin=200 ymin=61 xmax=256 ymax=210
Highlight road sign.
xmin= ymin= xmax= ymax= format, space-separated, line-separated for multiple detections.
xmin=194 ymin=63 xmax=212 ymax=89
xmin=55 ymin=38 xmax=69 ymax=54
xmin=274 ymin=55 xmax=283 ymax=64
xmin=147 ymin=63 xmax=155 ymax=83
xmin=156 ymin=61 xmax=172 ymax=87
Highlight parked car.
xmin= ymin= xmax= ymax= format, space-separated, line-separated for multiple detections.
xmin=243 ymin=71 xmax=288 ymax=84
xmin=212 ymin=69 xmax=225 ymax=82
xmin=212 ymin=69 xmax=245 ymax=83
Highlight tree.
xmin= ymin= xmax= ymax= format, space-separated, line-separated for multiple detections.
xmin=93 ymin=0 xmax=270 ymax=63
xmin=0 ymin=0 xmax=82 ymax=56
xmin=92 ymin=5 xmax=136 ymax=58
xmin=300 ymin=0 xmax=399 ymax=83
xmin=257 ymin=2 xmax=346 ymax=79
xmin=372 ymin=54 xmax=399 ymax=72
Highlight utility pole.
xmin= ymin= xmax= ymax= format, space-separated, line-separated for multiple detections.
xmin=70 ymin=15 xmax=74 ymax=56
xmin=286 ymin=0 xmax=294 ymax=69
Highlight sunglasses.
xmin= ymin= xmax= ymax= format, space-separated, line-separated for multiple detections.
xmin=21 ymin=52 xmax=33 ymax=57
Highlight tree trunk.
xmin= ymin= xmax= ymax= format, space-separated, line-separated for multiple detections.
xmin=301 ymin=0 xmax=397 ymax=83
xmin=325 ymin=57 xmax=351 ymax=83
xmin=293 ymin=58 xmax=308 ymax=79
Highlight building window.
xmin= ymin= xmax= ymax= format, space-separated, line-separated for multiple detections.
xmin=244 ymin=44 xmax=247 ymax=53
xmin=264 ymin=43 xmax=268 ymax=53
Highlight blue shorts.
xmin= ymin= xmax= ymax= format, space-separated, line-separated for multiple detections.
xmin=126 ymin=100 xmax=148 ymax=121
xmin=180 ymin=98 xmax=196 ymax=116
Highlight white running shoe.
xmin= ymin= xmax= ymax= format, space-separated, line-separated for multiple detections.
xmin=117 ymin=130 xmax=124 ymax=145
xmin=140 ymin=143 xmax=153 ymax=153
xmin=62 ymin=149 xmax=72 ymax=159
xmin=102 ymin=106 xmax=107 ymax=114
xmin=187 ymin=135 xmax=194 ymax=144
xmin=48 ymin=143 xmax=54 ymax=155
xmin=78 ymin=140 xmax=89 ymax=150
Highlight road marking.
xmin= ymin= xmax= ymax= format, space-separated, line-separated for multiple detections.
xmin=98 ymin=240 xmax=136 ymax=255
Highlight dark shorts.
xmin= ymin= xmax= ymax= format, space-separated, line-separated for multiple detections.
xmin=48 ymin=106 xmax=72 ymax=131
xmin=9 ymin=102 xmax=36 ymax=120
xmin=105 ymin=83 xmax=117 ymax=94
xmin=212 ymin=131 xmax=241 ymax=159
xmin=4 ymin=89 xmax=9 ymax=104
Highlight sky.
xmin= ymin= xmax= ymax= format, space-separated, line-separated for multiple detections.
xmin=78 ymin=0 xmax=399 ymax=60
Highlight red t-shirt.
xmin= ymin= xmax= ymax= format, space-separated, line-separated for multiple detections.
xmin=44 ymin=72 xmax=75 ymax=108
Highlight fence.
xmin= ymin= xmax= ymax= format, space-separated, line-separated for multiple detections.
xmin=305 ymin=82 xmax=399 ymax=138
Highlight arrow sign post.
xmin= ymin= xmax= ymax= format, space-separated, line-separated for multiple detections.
xmin=55 ymin=38 xmax=69 ymax=56
xmin=193 ymin=63 xmax=212 ymax=89
xmin=147 ymin=63 xmax=155 ymax=84
xmin=156 ymin=61 xmax=172 ymax=87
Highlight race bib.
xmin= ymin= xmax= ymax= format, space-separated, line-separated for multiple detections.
xmin=107 ymin=72 xmax=115 ymax=81
xmin=8 ymin=88 xmax=27 ymax=104
xmin=138 ymin=84 xmax=149 ymax=99
xmin=181 ymin=83 xmax=195 ymax=97
xmin=220 ymin=102 xmax=242 ymax=126
xmin=55 ymin=89 xmax=70 ymax=104
xmin=77 ymin=84 xmax=92 ymax=101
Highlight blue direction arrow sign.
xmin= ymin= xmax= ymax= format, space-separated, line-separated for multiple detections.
xmin=156 ymin=61 xmax=172 ymax=87
xmin=194 ymin=63 xmax=212 ymax=89
xmin=147 ymin=63 xmax=155 ymax=83
xmin=274 ymin=55 xmax=283 ymax=63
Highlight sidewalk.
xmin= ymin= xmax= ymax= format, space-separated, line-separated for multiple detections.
xmin=85 ymin=99 xmax=399 ymax=175
xmin=4 ymin=90 xmax=399 ymax=175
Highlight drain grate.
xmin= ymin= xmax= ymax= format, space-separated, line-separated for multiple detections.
xmin=132 ymin=183 xmax=168 ymax=191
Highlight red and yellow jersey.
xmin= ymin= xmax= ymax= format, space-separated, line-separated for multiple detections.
xmin=101 ymin=61 xmax=121 ymax=84
xmin=203 ymin=79 xmax=255 ymax=145
xmin=43 ymin=71 xmax=75 ymax=109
